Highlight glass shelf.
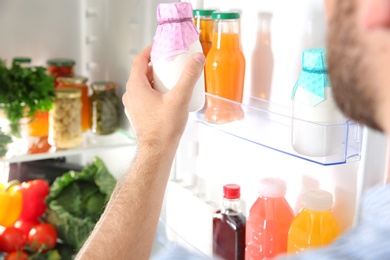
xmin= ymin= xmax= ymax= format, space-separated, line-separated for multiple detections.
xmin=0 ymin=130 xmax=136 ymax=164
xmin=195 ymin=93 xmax=363 ymax=166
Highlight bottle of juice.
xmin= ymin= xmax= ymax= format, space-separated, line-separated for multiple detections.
xmin=287 ymin=189 xmax=340 ymax=254
xmin=193 ymin=9 xmax=215 ymax=57
xmin=213 ymin=184 xmax=246 ymax=260
xmin=193 ymin=9 xmax=215 ymax=91
xmin=251 ymin=12 xmax=274 ymax=101
xmin=205 ymin=11 xmax=245 ymax=124
xmin=245 ymin=178 xmax=294 ymax=260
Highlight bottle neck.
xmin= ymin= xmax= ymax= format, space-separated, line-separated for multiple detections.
xmin=256 ymin=15 xmax=271 ymax=44
xmin=212 ymin=19 xmax=241 ymax=49
xmin=222 ymin=197 xmax=242 ymax=213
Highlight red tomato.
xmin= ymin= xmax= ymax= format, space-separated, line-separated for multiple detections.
xmin=5 ymin=251 xmax=29 ymax=260
xmin=14 ymin=219 xmax=40 ymax=236
xmin=28 ymin=223 xmax=57 ymax=252
xmin=0 ymin=227 xmax=27 ymax=253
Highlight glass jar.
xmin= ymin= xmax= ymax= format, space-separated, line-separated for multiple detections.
xmin=90 ymin=82 xmax=120 ymax=135
xmin=49 ymin=88 xmax=82 ymax=149
xmin=205 ymin=12 xmax=246 ymax=124
xmin=57 ymin=76 xmax=91 ymax=132
xmin=47 ymin=58 xmax=76 ymax=88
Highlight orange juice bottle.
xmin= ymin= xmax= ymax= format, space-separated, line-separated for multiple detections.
xmin=193 ymin=9 xmax=215 ymax=57
xmin=57 ymin=76 xmax=91 ymax=132
xmin=205 ymin=11 xmax=245 ymax=124
xmin=287 ymin=189 xmax=340 ymax=254
xmin=245 ymin=178 xmax=294 ymax=260
xmin=194 ymin=9 xmax=215 ymax=92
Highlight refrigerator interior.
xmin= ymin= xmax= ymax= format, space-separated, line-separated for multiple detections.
xmin=0 ymin=0 xmax=389 ymax=258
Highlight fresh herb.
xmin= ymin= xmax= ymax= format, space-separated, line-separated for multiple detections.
xmin=0 ymin=131 xmax=12 ymax=157
xmin=0 ymin=59 xmax=55 ymax=125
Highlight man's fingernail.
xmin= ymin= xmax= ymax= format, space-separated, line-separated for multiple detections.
xmin=193 ymin=53 xmax=206 ymax=65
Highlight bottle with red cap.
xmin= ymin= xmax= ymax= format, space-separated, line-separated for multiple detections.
xmin=213 ymin=184 xmax=246 ymax=260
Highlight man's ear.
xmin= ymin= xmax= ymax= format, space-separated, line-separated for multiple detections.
xmin=360 ymin=0 xmax=390 ymax=31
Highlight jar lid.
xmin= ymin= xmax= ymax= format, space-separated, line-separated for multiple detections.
xmin=12 ymin=57 xmax=31 ymax=64
xmin=55 ymin=88 xmax=82 ymax=99
xmin=258 ymin=178 xmax=287 ymax=198
xmin=302 ymin=189 xmax=334 ymax=211
xmin=47 ymin=58 xmax=76 ymax=66
xmin=212 ymin=11 xmax=240 ymax=20
xmin=193 ymin=9 xmax=216 ymax=17
xmin=92 ymin=81 xmax=116 ymax=91
xmin=223 ymin=184 xmax=240 ymax=199
xmin=58 ymin=76 xmax=88 ymax=85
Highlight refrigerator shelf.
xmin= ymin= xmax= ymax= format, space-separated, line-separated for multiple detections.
xmin=0 ymin=130 xmax=136 ymax=164
xmin=195 ymin=93 xmax=362 ymax=166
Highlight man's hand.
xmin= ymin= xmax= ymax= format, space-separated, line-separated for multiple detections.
xmin=122 ymin=45 xmax=205 ymax=151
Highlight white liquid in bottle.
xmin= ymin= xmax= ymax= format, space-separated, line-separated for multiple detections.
xmin=153 ymin=41 xmax=205 ymax=112
xmin=151 ymin=2 xmax=205 ymax=112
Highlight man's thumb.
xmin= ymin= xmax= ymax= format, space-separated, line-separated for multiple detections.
xmin=169 ymin=52 xmax=205 ymax=106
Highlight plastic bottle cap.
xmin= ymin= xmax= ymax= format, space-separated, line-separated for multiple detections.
xmin=302 ymin=189 xmax=333 ymax=211
xmin=212 ymin=11 xmax=240 ymax=20
xmin=223 ymin=184 xmax=240 ymax=199
xmin=193 ymin=9 xmax=216 ymax=17
xmin=257 ymin=178 xmax=287 ymax=198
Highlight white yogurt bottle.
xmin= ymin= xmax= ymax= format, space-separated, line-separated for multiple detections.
xmin=151 ymin=2 xmax=205 ymax=112
xmin=291 ymin=48 xmax=346 ymax=157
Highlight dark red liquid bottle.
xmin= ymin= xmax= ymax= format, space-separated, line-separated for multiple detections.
xmin=213 ymin=184 xmax=246 ymax=260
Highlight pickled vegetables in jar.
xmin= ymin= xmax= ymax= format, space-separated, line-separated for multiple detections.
xmin=90 ymin=82 xmax=120 ymax=135
xmin=57 ymin=76 xmax=91 ymax=132
xmin=49 ymin=88 xmax=82 ymax=149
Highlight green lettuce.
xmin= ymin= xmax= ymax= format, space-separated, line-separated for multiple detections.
xmin=45 ymin=157 xmax=117 ymax=251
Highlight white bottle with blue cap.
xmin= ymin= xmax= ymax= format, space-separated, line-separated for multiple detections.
xmin=291 ymin=48 xmax=346 ymax=157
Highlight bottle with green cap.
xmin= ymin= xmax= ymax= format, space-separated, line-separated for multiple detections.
xmin=205 ymin=11 xmax=245 ymax=124
xmin=193 ymin=9 xmax=216 ymax=57
xmin=291 ymin=48 xmax=346 ymax=157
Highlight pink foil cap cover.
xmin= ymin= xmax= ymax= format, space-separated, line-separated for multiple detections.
xmin=151 ymin=2 xmax=199 ymax=64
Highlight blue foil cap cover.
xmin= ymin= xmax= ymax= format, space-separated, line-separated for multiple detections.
xmin=291 ymin=48 xmax=330 ymax=105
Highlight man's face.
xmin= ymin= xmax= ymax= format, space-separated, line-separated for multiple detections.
xmin=327 ymin=0 xmax=384 ymax=131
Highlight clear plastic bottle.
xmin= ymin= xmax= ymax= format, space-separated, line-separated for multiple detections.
xmin=213 ymin=184 xmax=246 ymax=260
xmin=287 ymin=189 xmax=340 ymax=254
xmin=151 ymin=2 xmax=205 ymax=112
xmin=205 ymin=11 xmax=245 ymax=124
xmin=246 ymin=178 xmax=294 ymax=260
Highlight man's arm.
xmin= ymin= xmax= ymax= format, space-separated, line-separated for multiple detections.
xmin=76 ymin=45 xmax=205 ymax=259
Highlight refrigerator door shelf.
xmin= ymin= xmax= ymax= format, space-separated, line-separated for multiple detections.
xmin=195 ymin=93 xmax=362 ymax=166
